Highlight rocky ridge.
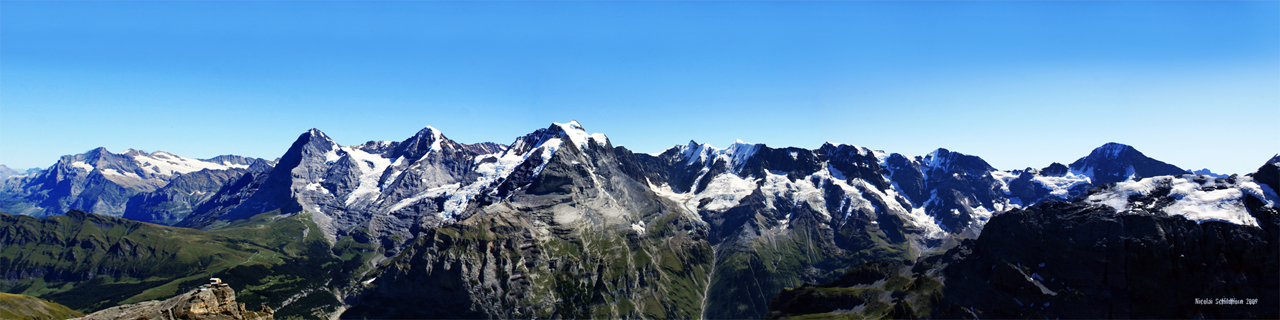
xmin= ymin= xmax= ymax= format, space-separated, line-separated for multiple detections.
xmin=0 ymin=148 xmax=268 ymax=224
xmin=2 ymin=121 xmax=1267 ymax=319
xmin=767 ymin=156 xmax=1280 ymax=319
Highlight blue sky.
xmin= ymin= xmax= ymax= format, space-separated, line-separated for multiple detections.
xmin=2 ymin=1 xmax=1277 ymax=174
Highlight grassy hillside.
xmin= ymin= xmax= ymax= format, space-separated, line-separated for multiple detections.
xmin=0 ymin=209 xmax=345 ymax=318
xmin=0 ymin=292 xmax=83 ymax=320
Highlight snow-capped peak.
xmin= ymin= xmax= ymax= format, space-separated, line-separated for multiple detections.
xmin=724 ymin=140 xmax=760 ymax=172
xmin=923 ymin=148 xmax=951 ymax=169
xmin=675 ymin=140 xmax=761 ymax=174
xmin=131 ymin=150 xmax=251 ymax=175
xmin=306 ymin=128 xmax=329 ymax=140
xmin=419 ymin=126 xmax=446 ymax=153
xmin=552 ymin=120 xmax=608 ymax=151
xmin=1188 ymin=168 xmax=1229 ymax=178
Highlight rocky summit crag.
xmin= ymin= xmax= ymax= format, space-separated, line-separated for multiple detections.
xmin=1 ymin=121 xmax=1275 ymax=319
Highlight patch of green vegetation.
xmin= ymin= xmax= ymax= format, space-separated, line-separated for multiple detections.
xmin=0 ymin=292 xmax=84 ymax=320
xmin=0 ymin=210 xmax=347 ymax=319
xmin=709 ymin=220 xmax=917 ymax=319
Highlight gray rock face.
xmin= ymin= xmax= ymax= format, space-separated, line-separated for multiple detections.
xmin=180 ymin=126 xmax=514 ymax=254
xmin=120 ymin=169 xmax=247 ymax=225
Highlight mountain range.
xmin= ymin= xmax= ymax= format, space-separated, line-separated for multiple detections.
xmin=1 ymin=121 xmax=1275 ymax=319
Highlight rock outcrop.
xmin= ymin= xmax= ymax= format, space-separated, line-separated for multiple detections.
xmin=71 ymin=286 xmax=272 ymax=320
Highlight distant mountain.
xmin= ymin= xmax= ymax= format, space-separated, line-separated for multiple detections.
xmin=1068 ymin=142 xmax=1187 ymax=185
xmin=0 ymin=166 xmax=21 ymax=181
xmin=767 ymin=156 xmax=1280 ymax=319
xmin=2 ymin=122 xmax=1271 ymax=319
xmin=0 ymin=149 xmax=268 ymax=224
xmin=1189 ymin=168 xmax=1230 ymax=178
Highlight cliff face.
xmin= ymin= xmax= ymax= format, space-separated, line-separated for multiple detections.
xmin=71 ymin=286 xmax=272 ymax=320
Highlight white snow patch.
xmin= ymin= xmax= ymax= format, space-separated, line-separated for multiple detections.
xmin=990 ymin=170 xmax=1019 ymax=194
xmin=99 ymin=168 xmax=142 ymax=180
xmin=69 ymin=161 xmax=95 ymax=172
xmin=342 ymin=146 xmax=394 ymax=206
xmin=386 ymin=183 xmax=458 ymax=214
xmin=871 ymin=150 xmax=890 ymax=168
xmin=323 ymin=148 xmax=342 ymax=163
xmin=426 ymin=126 xmax=444 ymax=152
xmin=1032 ymin=172 xmax=1092 ymax=198
xmin=695 ymin=173 xmax=759 ymax=211
xmin=590 ymin=133 xmax=609 ymax=147
xmin=904 ymin=190 xmax=948 ymax=238
xmin=553 ymin=121 xmax=607 ymax=151
xmin=1085 ymin=176 xmax=1270 ymax=227
xmin=131 ymin=151 xmax=250 ymax=176
xmin=630 ymin=222 xmax=646 ymax=235
xmin=760 ymin=169 xmax=827 ymax=219
xmin=388 ymin=134 xmax=569 ymax=219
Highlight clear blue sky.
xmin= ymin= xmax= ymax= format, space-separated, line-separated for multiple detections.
xmin=3 ymin=1 xmax=1277 ymax=174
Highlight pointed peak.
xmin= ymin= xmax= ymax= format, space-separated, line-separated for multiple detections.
xmin=393 ymin=125 xmax=455 ymax=160
xmin=298 ymin=128 xmax=336 ymax=143
xmin=411 ymin=126 xmax=447 ymax=147
xmin=549 ymin=120 xmax=607 ymax=151
xmin=286 ymin=128 xmax=339 ymax=154
xmin=302 ymin=128 xmax=334 ymax=141
xmin=416 ymin=125 xmax=442 ymax=136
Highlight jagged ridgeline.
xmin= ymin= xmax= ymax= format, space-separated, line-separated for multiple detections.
xmin=768 ymin=156 xmax=1280 ymax=319
xmin=1 ymin=121 xmax=1275 ymax=319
